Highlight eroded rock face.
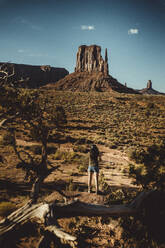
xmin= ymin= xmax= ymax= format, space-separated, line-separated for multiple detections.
xmin=44 ymin=71 xmax=139 ymax=94
xmin=75 ymin=45 xmax=109 ymax=75
xmin=147 ymin=80 xmax=152 ymax=89
xmin=139 ymin=80 xmax=165 ymax=95
xmin=0 ymin=62 xmax=69 ymax=88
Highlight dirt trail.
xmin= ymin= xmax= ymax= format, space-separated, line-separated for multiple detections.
xmin=16 ymin=139 xmax=136 ymax=189
xmin=73 ymin=145 xmax=136 ymax=189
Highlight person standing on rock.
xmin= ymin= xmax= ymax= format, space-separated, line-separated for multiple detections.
xmin=88 ymin=144 xmax=100 ymax=194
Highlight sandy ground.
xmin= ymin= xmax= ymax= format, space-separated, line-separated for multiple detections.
xmin=16 ymin=139 xmax=136 ymax=190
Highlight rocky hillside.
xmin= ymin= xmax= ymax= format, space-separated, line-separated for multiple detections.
xmin=0 ymin=62 xmax=69 ymax=88
xmin=44 ymin=71 xmax=138 ymax=93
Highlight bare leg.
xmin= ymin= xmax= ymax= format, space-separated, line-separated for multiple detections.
xmin=94 ymin=172 xmax=99 ymax=194
xmin=88 ymin=171 xmax=93 ymax=193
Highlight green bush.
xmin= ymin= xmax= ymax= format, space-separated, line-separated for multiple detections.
xmin=128 ymin=148 xmax=146 ymax=164
xmin=128 ymin=142 xmax=165 ymax=191
xmin=0 ymin=202 xmax=16 ymax=217
xmin=78 ymin=164 xmax=87 ymax=172
xmin=73 ymin=144 xmax=88 ymax=153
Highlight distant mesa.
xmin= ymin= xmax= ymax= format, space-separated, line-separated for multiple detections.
xmin=138 ymin=80 xmax=165 ymax=95
xmin=47 ymin=45 xmax=138 ymax=93
xmin=0 ymin=62 xmax=69 ymax=88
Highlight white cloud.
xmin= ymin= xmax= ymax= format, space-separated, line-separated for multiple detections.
xmin=128 ymin=28 xmax=139 ymax=35
xmin=18 ymin=49 xmax=25 ymax=53
xmin=81 ymin=25 xmax=95 ymax=30
xmin=14 ymin=17 xmax=42 ymax=31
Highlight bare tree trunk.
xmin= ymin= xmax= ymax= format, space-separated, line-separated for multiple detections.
xmin=31 ymin=176 xmax=45 ymax=203
xmin=41 ymin=138 xmax=48 ymax=170
xmin=0 ymin=191 xmax=153 ymax=237
xmin=1 ymin=190 xmax=163 ymax=248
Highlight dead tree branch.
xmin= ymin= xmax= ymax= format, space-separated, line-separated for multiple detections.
xmin=0 ymin=191 xmax=154 ymax=247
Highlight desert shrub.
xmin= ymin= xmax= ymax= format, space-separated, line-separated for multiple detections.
xmin=66 ymin=179 xmax=77 ymax=191
xmin=0 ymin=132 xmax=15 ymax=146
xmin=29 ymin=144 xmax=57 ymax=155
xmin=0 ymin=202 xmax=16 ymax=217
xmin=145 ymin=110 xmax=151 ymax=117
xmin=128 ymin=148 xmax=146 ymax=164
xmin=53 ymin=150 xmax=63 ymax=160
xmin=104 ymin=188 xmax=132 ymax=206
xmin=109 ymin=144 xmax=118 ymax=149
xmin=99 ymin=172 xmax=110 ymax=193
xmin=54 ymin=150 xmax=78 ymax=162
xmin=0 ymin=154 xmax=4 ymax=163
xmin=73 ymin=144 xmax=88 ymax=153
xmin=77 ymin=154 xmax=89 ymax=172
xmin=47 ymin=145 xmax=57 ymax=154
xmin=146 ymin=102 xmax=155 ymax=109
xmin=129 ymin=142 xmax=165 ymax=191
xmin=77 ymin=158 xmax=88 ymax=172
xmin=28 ymin=145 xmax=42 ymax=154
xmin=78 ymin=164 xmax=87 ymax=172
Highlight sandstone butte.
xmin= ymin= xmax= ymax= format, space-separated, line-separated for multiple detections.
xmin=138 ymin=80 xmax=165 ymax=95
xmin=1 ymin=45 xmax=163 ymax=94
xmin=45 ymin=45 xmax=139 ymax=93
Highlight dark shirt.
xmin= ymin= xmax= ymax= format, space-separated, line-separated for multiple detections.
xmin=89 ymin=146 xmax=99 ymax=167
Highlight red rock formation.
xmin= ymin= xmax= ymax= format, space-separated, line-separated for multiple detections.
xmin=44 ymin=45 xmax=139 ymax=94
xmin=0 ymin=62 xmax=69 ymax=88
xmin=75 ymin=45 xmax=109 ymax=76
xmin=139 ymin=80 xmax=165 ymax=95
xmin=44 ymin=71 xmax=138 ymax=94
xmin=147 ymin=80 xmax=152 ymax=89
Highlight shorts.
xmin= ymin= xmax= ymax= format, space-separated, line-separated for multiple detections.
xmin=88 ymin=166 xmax=99 ymax=173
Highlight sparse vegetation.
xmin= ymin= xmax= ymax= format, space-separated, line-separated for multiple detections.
xmin=0 ymin=87 xmax=165 ymax=247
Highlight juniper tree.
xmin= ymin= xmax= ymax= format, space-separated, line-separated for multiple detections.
xmin=0 ymin=81 xmax=67 ymax=202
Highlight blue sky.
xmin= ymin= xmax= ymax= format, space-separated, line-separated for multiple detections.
xmin=0 ymin=0 xmax=165 ymax=92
